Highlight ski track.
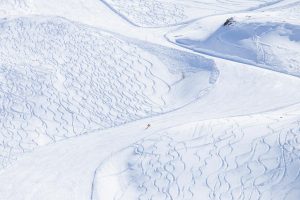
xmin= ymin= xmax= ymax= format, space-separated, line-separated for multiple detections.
xmin=168 ymin=20 xmax=300 ymax=77
xmin=99 ymin=0 xmax=281 ymax=28
xmin=90 ymin=0 xmax=300 ymax=199
xmin=0 ymin=0 xmax=29 ymax=16
xmin=0 ymin=16 xmax=213 ymax=170
xmin=1 ymin=0 xmax=300 ymax=200
xmin=99 ymin=0 xmax=186 ymax=27
xmin=0 ymin=0 xmax=28 ymax=8
xmin=93 ymin=115 xmax=300 ymax=200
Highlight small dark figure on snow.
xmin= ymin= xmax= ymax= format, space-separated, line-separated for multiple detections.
xmin=145 ymin=124 xmax=151 ymax=129
xmin=223 ymin=17 xmax=235 ymax=26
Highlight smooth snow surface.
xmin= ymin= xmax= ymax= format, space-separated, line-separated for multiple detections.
xmin=0 ymin=0 xmax=300 ymax=200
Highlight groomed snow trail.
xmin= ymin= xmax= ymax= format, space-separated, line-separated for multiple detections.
xmin=0 ymin=0 xmax=300 ymax=200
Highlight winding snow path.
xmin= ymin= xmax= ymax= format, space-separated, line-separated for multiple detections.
xmin=0 ymin=0 xmax=300 ymax=200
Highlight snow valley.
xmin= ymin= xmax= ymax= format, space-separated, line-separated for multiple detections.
xmin=0 ymin=0 xmax=300 ymax=200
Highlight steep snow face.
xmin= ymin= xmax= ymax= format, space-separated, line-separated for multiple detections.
xmin=0 ymin=16 xmax=216 ymax=169
xmin=100 ymin=0 xmax=280 ymax=27
xmin=168 ymin=14 xmax=300 ymax=77
xmin=93 ymin=115 xmax=300 ymax=200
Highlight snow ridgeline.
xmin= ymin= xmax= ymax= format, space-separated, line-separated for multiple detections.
xmin=93 ymin=114 xmax=300 ymax=200
xmin=0 ymin=16 xmax=216 ymax=169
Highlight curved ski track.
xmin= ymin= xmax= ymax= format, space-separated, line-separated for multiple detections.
xmin=0 ymin=1 xmax=300 ymax=200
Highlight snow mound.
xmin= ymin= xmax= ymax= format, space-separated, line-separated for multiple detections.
xmin=168 ymin=15 xmax=300 ymax=76
xmin=93 ymin=115 xmax=300 ymax=200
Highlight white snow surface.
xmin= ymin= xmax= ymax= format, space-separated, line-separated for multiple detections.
xmin=0 ymin=0 xmax=300 ymax=200
xmin=167 ymin=9 xmax=300 ymax=76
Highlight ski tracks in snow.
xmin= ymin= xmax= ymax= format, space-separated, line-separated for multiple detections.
xmin=0 ymin=16 xmax=179 ymax=169
xmin=1 ymin=0 xmax=300 ymax=200
xmin=93 ymin=116 xmax=300 ymax=200
xmin=99 ymin=0 xmax=282 ymax=28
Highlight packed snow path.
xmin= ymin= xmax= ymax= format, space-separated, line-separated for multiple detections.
xmin=0 ymin=0 xmax=300 ymax=200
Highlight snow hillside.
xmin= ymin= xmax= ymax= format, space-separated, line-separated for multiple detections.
xmin=0 ymin=0 xmax=300 ymax=200
xmin=93 ymin=114 xmax=300 ymax=200
xmin=0 ymin=16 xmax=215 ymax=169
xmin=99 ymin=0 xmax=281 ymax=27
xmin=167 ymin=9 xmax=300 ymax=76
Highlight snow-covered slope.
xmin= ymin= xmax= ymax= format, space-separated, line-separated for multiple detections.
xmin=167 ymin=11 xmax=300 ymax=76
xmin=93 ymin=115 xmax=300 ymax=200
xmin=0 ymin=0 xmax=300 ymax=200
xmin=0 ymin=16 xmax=216 ymax=169
xmin=0 ymin=0 xmax=30 ymax=16
xmin=99 ymin=0 xmax=281 ymax=27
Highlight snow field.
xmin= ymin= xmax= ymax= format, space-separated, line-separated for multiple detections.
xmin=0 ymin=0 xmax=300 ymax=199
xmin=93 ymin=114 xmax=300 ymax=200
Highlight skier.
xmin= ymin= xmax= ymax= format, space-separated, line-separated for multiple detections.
xmin=145 ymin=124 xmax=151 ymax=129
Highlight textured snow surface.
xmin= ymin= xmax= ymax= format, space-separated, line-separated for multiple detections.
xmin=0 ymin=0 xmax=300 ymax=200
xmin=0 ymin=0 xmax=29 ymax=16
xmin=0 ymin=16 xmax=216 ymax=169
xmin=167 ymin=13 xmax=300 ymax=76
xmin=94 ymin=116 xmax=300 ymax=200
xmin=0 ymin=0 xmax=28 ymax=8
xmin=100 ymin=0 xmax=280 ymax=27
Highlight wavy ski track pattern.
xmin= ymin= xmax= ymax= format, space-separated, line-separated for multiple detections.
xmin=94 ymin=116 xmax=300 ymax=200
xmin=100 ymin=0 xmax=281 ymax=28
xmin=0 ymin=17 xmax=172 ymax=169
